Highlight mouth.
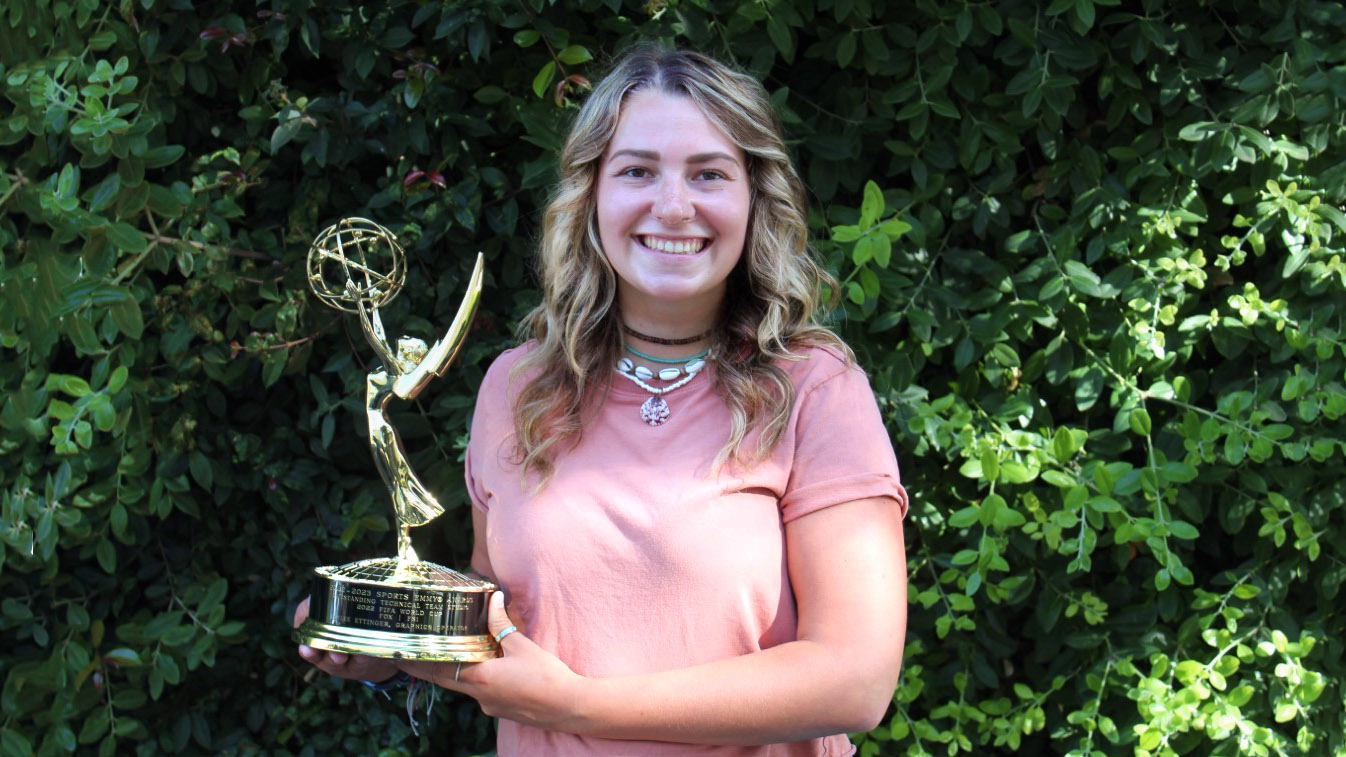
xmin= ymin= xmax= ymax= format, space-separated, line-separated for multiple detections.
xmin=638 ymin=235 xmax=708 ymax=255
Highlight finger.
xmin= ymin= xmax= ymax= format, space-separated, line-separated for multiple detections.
xmin=328 ymin=651 xmax=349 ymax=665
xmin=293 ymin=596 xmax=311 ymax=628
xmin=397 ymin=659 xmax=467 ymax=690
xmin=298 ymin=644 xmax=318 ymax=661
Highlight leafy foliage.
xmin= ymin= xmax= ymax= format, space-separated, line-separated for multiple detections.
xmin=1 ymin=0 xmax=1344 ymax=755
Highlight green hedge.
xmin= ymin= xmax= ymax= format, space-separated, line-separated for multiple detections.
xmin=2 ymin=0 xmax=1345 ymax=754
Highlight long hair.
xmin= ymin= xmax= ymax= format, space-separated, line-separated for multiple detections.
xmin=511 ymin=46 xmax=848 ymax=480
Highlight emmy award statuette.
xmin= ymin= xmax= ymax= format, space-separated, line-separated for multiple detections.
xmin=293 ymin=217 xmax=497 ymax=662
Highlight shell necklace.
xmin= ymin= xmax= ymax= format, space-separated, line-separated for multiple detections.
xmin=614 ymin=352 xmax=711 ymax=426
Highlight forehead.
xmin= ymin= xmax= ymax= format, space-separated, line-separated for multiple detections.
xmin=605 ymin=89 xmax=741 ymax=158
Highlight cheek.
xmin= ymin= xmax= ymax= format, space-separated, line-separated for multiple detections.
xmin=713 ymin=193 xmax=752 ymax=242
xmin=596 ymin=189 xmax=640 ymax=236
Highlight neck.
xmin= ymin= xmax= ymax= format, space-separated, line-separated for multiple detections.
xmin=618 ymin=296 xmax=720 ymax=347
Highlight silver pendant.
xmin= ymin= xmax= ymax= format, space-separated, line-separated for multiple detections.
xmin=641 ymin=396 xmax=670 ymax=426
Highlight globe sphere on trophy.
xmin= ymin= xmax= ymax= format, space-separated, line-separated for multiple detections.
xmin=293 ymin=217 xmax=497 ymax=662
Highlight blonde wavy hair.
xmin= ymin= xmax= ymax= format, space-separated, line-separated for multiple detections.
xmin=512 ymin=46 xmax=848 ymax=479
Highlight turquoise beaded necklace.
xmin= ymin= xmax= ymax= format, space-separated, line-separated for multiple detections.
xmin=624 ymin=344 xmax=711 ymax=365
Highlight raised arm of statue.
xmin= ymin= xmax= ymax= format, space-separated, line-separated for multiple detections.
xmin=392 ymin=253 xmax=485 ymax=400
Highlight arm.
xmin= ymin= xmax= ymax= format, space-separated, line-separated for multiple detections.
xmin=573 ymin=494 xmax=907 ymax=742
xmin=402 ymin=494 xmax=907 ymax=744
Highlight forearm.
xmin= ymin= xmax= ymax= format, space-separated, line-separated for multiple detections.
xmin=571 ymin=638 xmax=896 ymax=745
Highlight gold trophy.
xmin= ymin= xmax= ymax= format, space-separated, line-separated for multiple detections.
xmin=293 ymin=217 xmax=497 ymax=662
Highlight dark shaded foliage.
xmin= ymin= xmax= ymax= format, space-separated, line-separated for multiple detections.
xmin=1 ymin=0 xmax=1344 ymax=755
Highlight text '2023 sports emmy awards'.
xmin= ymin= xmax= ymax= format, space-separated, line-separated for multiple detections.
xmin=292 ymin=217 xmax=497 ymax=662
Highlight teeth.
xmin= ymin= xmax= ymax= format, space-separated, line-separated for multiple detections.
xmin=642 ymin=236 xmax=705 ymax=254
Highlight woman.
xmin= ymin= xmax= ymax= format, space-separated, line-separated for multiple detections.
xmin=298 ymin=46 xmax=908 ymax=755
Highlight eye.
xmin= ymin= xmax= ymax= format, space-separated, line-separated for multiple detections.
xmin=618 ymin=166 xmax=652 ymax=178
xmin=696 ymin=169 xmax=728 ymax=181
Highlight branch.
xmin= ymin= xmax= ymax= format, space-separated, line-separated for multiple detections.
xmin=149 ymin=235 xmax=273 ymax=261
xmin=253 ymin=316 xmax=342 ymax=351
xmin=0 ymin=170 xmax=29 ymax=211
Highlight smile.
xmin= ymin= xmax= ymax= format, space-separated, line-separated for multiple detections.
xmin=639 ymin=235 xmax=707 ymax=255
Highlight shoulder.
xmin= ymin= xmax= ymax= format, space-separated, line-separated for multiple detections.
xmin=773 ymin=342 xmax=864 ymax=393
xmin=480 ymin=340 xmax=539 ymax=390
xmin=471 ymin=341 xmax=541 ymax=426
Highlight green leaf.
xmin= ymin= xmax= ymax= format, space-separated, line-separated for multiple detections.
xmin=57 ymin=163 xmax=79 ymax=197
xmin=852 ymin=234 xmax=875 ymax=266
xmin=948 ymin=507 xmax=980 ymax=528
xmin=474 ymin=86 xmax=508 ymax=104
xmin=880 ymin=218 xmax=911 ymax=239
xmin=87 ymin=174 xmax=121 ymax=212
xmin=90 ymin=29 xmax=116 ymax=50
xmin=872 ymin=234 xmax=892 ymax=267
xmin=106 ymin=222 xmax=147 ymax=253
xmin=189 ymin=451 xmax=214 ymax=489
xmin=270 ymin=120 xmax=303 ymax=153
xmin=1178 ymin=121 xmax=1220 ymax=141
xmin=1154 ymin=569 xmax=1171 ymax=591
xmin=142 ymin=144 xmax=185 ymax=169
xmin=104 ymin=648 xmax=142 ymax=666
xmin=52 ymin=726 xmax=77 ymax=752
xmin=1041 ymin=470 xmax=1075 ymax=487
xmin=1087 ymin=496 xmax=1122 ymax=513
xmin=1075 ymin=367 xmax=1104 ymax=411
xmin=1052 ymin=427 xmax=1082 ymax=460
xmin=110 ymin=299 xmax=144 ymax=339
xmin=766 ymin=15 xmax=794 ymax=61
xmin=1168 ymin=520 xmax=1199 ymax=540
xmin=532 ymin=61 xmax=556 ymax=99
xmin=860 ymin=180 xmax=884 ymax=228
xmin=382 ymin=25 xmax=414 ymax=48
xmin=1128 ymin=407 xmax=1152 ymax=436
xmin=556 ymin=45 xmax=592 ymax=65
xmin=79 ymin=709 xmax=110 ymax=744
xmin=832 ymin=225 xmax=862 ymax=243
xmin=110 ymin=502 xmax=128 ymax=537
xmin=836 ymin=32 xmax=857 ymax=67
xmin=57 ymin=375 xmax=92 ymax=397
xmin=1159 ymin=462 xmax=1197 ymax=483
xmin=999 ymin=462 xmax=1035 ymax=484
xmin=979 ymin=450 xmax=999 ymax=482
xmin=96 ymin=537 xmax=116 ymax=573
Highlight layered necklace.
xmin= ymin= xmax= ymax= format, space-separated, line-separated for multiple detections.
xmin=614 ymin=325 xmax=713 ymax=426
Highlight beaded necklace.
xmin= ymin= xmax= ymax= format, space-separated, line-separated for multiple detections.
xmin=613 ymin=352 xmax=712 ymax=426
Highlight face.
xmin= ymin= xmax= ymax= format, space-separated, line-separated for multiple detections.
xmin=595 ymin=89 xmax=751 ymax=321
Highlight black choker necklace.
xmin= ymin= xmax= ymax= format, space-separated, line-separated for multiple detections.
xmin=621 ymin=323 xmax=710 ymax=346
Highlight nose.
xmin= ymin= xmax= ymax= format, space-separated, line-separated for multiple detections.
xmin=652 ymin=179 xmax=693 ymax=224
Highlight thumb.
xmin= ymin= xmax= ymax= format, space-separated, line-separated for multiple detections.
xmin=485 ymin=591 xmax=520 ymax=644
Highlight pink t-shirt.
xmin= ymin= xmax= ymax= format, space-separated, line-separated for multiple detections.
xmin=466 ymin=343 xmax=908 ymax=756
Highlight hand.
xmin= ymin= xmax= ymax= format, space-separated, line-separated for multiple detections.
xmin=397 ymin=592 xmax=588 ymax=733
xmin=293 ymin=595 xmax=400 ymax=683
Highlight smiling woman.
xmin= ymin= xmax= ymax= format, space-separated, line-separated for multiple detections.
xmin=596 ymin=89 xmax=751 ymax=326
xmin=298 ymin=46 xmax=910 ymax=757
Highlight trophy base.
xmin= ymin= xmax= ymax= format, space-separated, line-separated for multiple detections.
xmin=294 ymin=557 xmax=498 ymax=663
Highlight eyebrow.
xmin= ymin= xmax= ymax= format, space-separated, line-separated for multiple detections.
xmin=607 ymin=149 xmax=741 ymax=166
